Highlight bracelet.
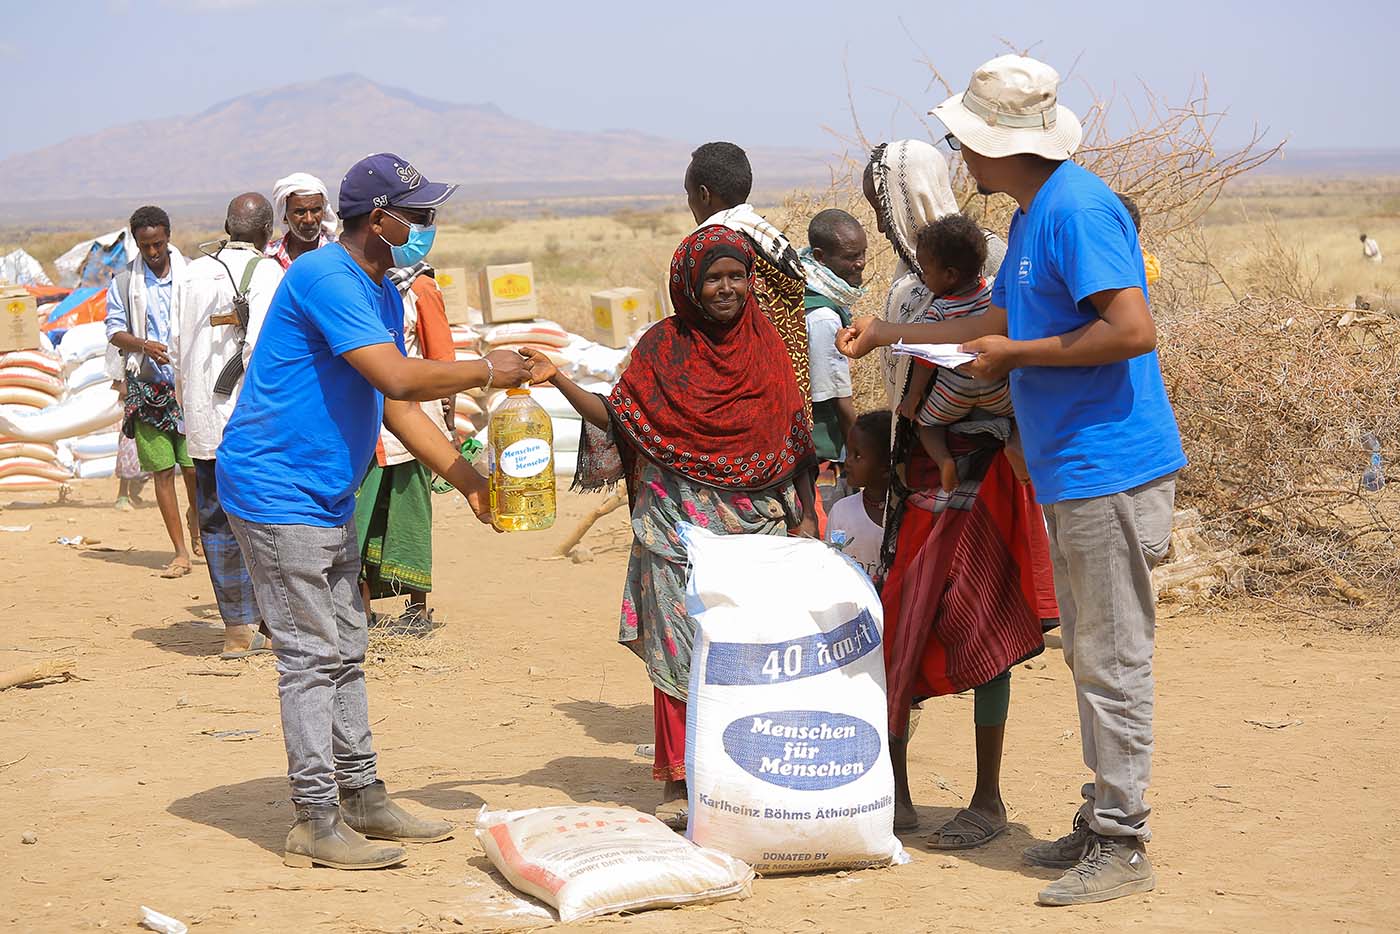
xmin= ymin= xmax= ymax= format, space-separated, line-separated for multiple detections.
xmin=483 ymin=356 xmax=494 ymax=391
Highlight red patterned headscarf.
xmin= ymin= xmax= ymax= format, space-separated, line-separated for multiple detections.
xmin=606 ymin=226 xmax=813 ymax=491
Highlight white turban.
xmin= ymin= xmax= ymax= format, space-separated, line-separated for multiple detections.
xmin=271 ymin=172 xmax=340 ymax=238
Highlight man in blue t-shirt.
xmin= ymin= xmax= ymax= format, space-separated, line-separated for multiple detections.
xmin=839 ymin=56 xmax=1185 ymax=907
xmin=218 ymin=153 xmax=543 ymax=872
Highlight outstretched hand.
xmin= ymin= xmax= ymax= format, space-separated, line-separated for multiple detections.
xmin=518 ymin=346 xmax=559 ymax=385
xmin=836 ymin=317 xmax=886 ymax=359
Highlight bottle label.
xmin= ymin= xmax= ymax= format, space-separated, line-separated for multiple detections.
xmin=499 ymin=438 xmax=551 ymax=478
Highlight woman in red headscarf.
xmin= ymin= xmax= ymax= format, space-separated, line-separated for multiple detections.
xmin=533 ymin=225 xmax=817 ymax=827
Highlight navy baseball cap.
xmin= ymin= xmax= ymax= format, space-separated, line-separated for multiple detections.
xmin=337 ymin=152 xmax=458 ymax=219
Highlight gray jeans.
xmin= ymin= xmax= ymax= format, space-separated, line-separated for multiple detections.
xmin=1043 ymin=473 xmax=1176 ymax=841
xmin=227 ymin=515 xmax=377 ymax=807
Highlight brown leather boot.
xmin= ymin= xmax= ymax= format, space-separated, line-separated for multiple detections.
xmin=283 ymin=804 xmax=407 ymax=870
xmin=339 ymin=780 xmax=454 ymax=843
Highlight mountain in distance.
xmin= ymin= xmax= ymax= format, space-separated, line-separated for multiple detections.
xmin=0 ymin=75 xmax=831 ymax=218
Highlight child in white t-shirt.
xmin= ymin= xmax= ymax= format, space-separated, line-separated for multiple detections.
xmin=825 ymin=411 xmax=891 ymax=580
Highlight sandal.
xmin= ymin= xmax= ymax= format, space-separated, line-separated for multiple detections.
xmin=927 ymin=807 xmax=1007 ymax=850
xmin=188 ymin=508 xmax=204 ymax=559
xmin=160 ymin=560 xmax=192 ymax=579
xmin=220 ymin=631 xmax=274 ymax=660
xmin=654 ymin=799 xmax=688 ymax=831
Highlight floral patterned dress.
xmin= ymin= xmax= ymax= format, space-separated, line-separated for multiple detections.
xmin=575 ymin=423 xmax=800 ymax=702
xmin=622 ymin=460 xmax=799 ymax=700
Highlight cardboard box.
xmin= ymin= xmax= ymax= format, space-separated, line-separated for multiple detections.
xmin=591 ymin=287 xmax=653 ymax=348
xmin=0 ymin=286 xmax=38 ymax=352
xmin=479 ymin=262 xmax=539 ymax=324
xmin=434 ymin=266 xmax=471 ymax=325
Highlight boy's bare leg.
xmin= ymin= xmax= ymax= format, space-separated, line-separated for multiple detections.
xmin=180 ymin=466 xmax=203 ymax=557
xmin=153 ymin=467 xmax=191 ymax=575
xmin=919 ymin=424 xmax=960 ymax=491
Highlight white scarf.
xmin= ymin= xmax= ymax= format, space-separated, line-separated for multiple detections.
xmin=869 ymin=140 xmax=960 ymax=281
xmin=696 ymin=203 xmax=803 ymax=279
xmin=868 ymin=140 xmax=960 ymax=409
xmin=272 ymin=172 xmax=340 ymax=240
xmin=881 ymin=272 xmax=938 ymax=410
xmin=110 ymin=244 xmax=185 ymax=379
xmin=798 ymin=246 xmax=866 ymax=312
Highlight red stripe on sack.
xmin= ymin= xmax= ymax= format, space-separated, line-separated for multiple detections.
xmin=488 ymin=824 xmax=568 ymax=896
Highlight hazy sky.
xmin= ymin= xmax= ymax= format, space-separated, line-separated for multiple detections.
xmin=4 ymin=0 xmax=1395 ymax=162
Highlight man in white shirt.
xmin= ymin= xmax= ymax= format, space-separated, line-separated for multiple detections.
xmin=1361 ymin=233 xmax=1383 ymax=264
xmin=169 ymin=193 xmax=284 ymax=659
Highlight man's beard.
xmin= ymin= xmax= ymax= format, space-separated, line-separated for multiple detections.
xmin=288 ymin=224 xmax=320 ymax=243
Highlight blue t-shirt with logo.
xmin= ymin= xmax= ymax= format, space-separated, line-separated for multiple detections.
xmin=217 ymin=244 xmax=405 ymax=526
xmin=991 ymin=160 xmax=1186 ymax=504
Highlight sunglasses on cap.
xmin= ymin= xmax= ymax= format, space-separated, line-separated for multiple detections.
xmin=943 ymin=132 xmax=962 ymax=152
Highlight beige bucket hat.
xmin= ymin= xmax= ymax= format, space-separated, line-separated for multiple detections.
xmin=929 ymin=54 xmax=1083 ymax=160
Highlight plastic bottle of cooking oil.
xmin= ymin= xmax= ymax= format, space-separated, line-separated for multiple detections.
xmin=488 ymin=388 xmax=556 ymax=531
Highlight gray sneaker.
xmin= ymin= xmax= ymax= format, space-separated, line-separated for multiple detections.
xmin=1023 ymin=812 xmax=1094 ymax=868
xmin=1037 ymin=833 xmax=1155 ymax=906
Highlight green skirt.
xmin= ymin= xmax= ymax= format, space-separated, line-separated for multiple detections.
xmin=354 ymin=461 xmax=434 ymax=598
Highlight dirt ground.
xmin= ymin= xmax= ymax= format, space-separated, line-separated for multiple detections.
xmin=1 ymin=478 xmax=1396 ymax=933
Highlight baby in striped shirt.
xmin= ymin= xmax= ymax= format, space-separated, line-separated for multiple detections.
xmin=897 ymin=214 xmax=1027 ymax=491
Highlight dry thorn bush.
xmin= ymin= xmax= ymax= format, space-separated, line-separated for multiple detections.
xmin=1159 ymin=300 xmax=1400 ymax=615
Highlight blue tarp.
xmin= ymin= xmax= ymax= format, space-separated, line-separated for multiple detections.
xmin=44 ymin=286 xmax=100 ymax=325
xmin=78 ymin=238 xmax=128 ymax=288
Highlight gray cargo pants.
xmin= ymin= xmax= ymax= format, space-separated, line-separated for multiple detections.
xmin=227 ymin=515 xmax=378 ymax=806
xmin=1043 ymin=473 xmax=1176 ymax=841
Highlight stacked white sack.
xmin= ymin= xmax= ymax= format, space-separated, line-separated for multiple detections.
xmin=0 ymin=349 xmax=69 ymax=490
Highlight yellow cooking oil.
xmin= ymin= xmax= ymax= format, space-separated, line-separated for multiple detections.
xmin=488 ymin=388 xmax=556 ymax=532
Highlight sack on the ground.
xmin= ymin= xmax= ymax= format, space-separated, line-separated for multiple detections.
xmin=682 ymin=523 xmax=905 ymax=874
xmin=476 ymin=804 xmax=753 ymax=923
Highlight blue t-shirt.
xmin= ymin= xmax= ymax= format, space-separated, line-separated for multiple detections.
xmin=991 ymin=161 xmax=1186 ymax=504
xmin=217 ymin=244 xmax=405 ymax=526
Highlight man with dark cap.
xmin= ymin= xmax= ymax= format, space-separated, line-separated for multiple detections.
xmin=217 ymin=154 xmax=545 ymax=870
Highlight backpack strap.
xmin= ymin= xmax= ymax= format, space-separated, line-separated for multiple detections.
xmin=237 ymin=254 xmax=265 ymax=295
xmin=212 ymin=255 xmax=267 ymax=398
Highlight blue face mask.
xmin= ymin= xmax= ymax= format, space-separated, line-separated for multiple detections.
xmin=381 ymin=211 xmax=436 ymax=267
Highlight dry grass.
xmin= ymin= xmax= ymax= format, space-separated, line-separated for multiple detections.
xmin=1197 ymin=185 xmax=1400 ymax=306
xmin=366 ymin=625 xmax=455 ymax=675
xmin=429 ymin=212 xmax=689 ymax=336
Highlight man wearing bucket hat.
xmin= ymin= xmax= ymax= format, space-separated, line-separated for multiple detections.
xmin=218 ymin=153 xmax=545 ymax=871
xmin=839 ymin=56 xmax=1185 ymax=906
